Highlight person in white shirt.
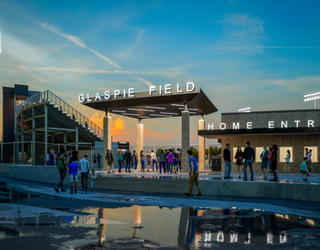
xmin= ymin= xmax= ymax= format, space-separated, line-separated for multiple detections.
xmin=79 ymin=155 xmax=90 ymax=191
xmin=151 ymin=150 xmax=158 ymax=171
xmin=283 ymin=150 xmax=291 ymax=173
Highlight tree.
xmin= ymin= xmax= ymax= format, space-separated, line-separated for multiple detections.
xmin=190 ymin=146 xmax=199 ymax=157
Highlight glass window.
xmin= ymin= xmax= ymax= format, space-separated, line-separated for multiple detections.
xmin=304 ymin=147 xmax=318 ymax=163
xmin=255 ymin=147 xmax=264 ymax=163
xmin=233 ymin=147 xmax=245 ymax=162
xmin=279 ymin=147 xmax=293 ymax=163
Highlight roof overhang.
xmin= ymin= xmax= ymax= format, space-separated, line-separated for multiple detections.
xmin=198 ymin=127 xmax=320 ymax=139
xmin=81 ymin=87 xmax=218 ymax=119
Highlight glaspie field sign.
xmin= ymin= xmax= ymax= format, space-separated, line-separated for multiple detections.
xmin=78 ymin=82 xmax=196 ymax=103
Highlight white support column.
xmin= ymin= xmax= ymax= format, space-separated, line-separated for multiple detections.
xmin=137 ymin=119 xmax=144 ymax=171
xmin=44 ymin=104 xmax=48 ymax=165
xmin=75 ymin=126 xmax=79 ymax=152
xmin=181 ymin=103 xmax=190 ymax=173
xmin=199 ymin=114 xmax=205 ymax=170
xmin=103 ymin=110 xmax=112 ymax=170
xmin=32 ymin=107 xmax=36 ymax=165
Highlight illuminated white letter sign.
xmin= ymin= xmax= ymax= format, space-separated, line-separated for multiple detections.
xmin=128 ymin=88 xmax=135 ymax=97
xmin=149 ymin=86 xmax=156 ymax=96
xmin=233 ymin=122 xmax=240 ymax=129
xmin=165 ymin=84 xmax=172 ymax=94
xmin=294 ymin=120 xmax=300 ymax=128
xmin=308 ymin=120 xmax=314 ymax=127
xmin=268 ymin=121 xmax=274 ymax=129
xmin=104 ymin=91 xmax=110 ymax=100
xmin=187 ymin=82 xmax=195 ymax=92
xmin=177 ymin=83 xmax=183 ymax=93
xmin=281 ymin=121 xmax=287 ymax=128
xmin=95 ymin=92 xmax=102 ymax=101
xmin=78 ymin=94 xmax=85 ymax=102
xmin=247 ymin=122 xmax=252 ymax=129
xmin=208 ymin=123 xmax=214 ymax=130
xmin=114 ymin=90 xmax=121 ymax=99
xmin=220 ymin=123 xmax=226 ymax=130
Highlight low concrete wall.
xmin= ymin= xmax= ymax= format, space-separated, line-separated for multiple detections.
xmin=6 ymin=164 xmax=320 ymax=202
xmin=9 ymin=165 xmax=71 ymax=186
xmin=0 ymin=164 xmax=10 ymax=174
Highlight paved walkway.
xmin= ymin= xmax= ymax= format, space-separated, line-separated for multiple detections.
xmin=95 ymin=170 xmax=320 ymax=185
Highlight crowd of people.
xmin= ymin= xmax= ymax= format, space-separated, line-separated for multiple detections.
xmin=223 ymin=142 xmax=313 ymax=182
xmin=105 ymin=148 xmax=184 ymax=174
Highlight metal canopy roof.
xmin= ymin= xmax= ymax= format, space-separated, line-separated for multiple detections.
xmin=81 ymin=87 xmax=218 ymax=119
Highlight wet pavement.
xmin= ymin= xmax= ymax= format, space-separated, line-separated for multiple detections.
xmin=1 ymin=175 xmax=320 ymax=249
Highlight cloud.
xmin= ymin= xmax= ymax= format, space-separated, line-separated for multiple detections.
xmin=18 ymin=66 xmax=48 ymax=84
xmin=209 ymin=46 xmax=320 ymax=50
xmin=145 ymin=129 xmax=178 ymax=139
xmin=136 ymin=77 xmax=153 ymax=86
xmin=39 ymin=23 xmax=120 ymax=68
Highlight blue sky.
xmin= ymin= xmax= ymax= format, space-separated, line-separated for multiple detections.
xmin=1 ymin=0 xmax=320 ymax=145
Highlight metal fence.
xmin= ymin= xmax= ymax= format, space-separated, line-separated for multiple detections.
xmin=15 ymin=90 xmax=103 ymax=139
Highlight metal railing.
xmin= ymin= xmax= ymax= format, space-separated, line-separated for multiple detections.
xmin=15 ymin=90 xmax=103 ymax=139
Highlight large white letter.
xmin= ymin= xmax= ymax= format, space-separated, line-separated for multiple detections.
xmin=165 ymin=84 xmax=172 ymax=94
xmin=220 ymin=123 xmax=226 ymax=130
xmin=159 ymin=85 xmax=162 ymax=95
xmin=247 ymin=122 xmax=252 ymax=129
xmin=104 ymin=91 xmax=110 ymax=100
xmin=87 ymin=93 xmax=92 ymax=102
xmin=78 ymin=94 xmax=85 ymax=102
xmin=294 ymin=120 xmax=300 ymax=128
xmin=268 ymin=121 xmax=274 ymax=129
xmin=177 ymin=83 xmax=183 ymax=93
xmin=95 ymin=92 xmax=102 ymax=101
xmin=114 ymin=90 xmax=121 ymax=99
xmin=128 ymin=88 xmax=135 ymax=97
xmin=281 ymin=121 xmax=288 ymax=128
xmin=233 ymin=122 xmax=240 ymax=129
xmin=123 ymin=89 xmax=126 ymax=98
xmin=208 ymin=123 xmax=214 ymax=130
xmin=149 ymin=86 xmax=156 ymax=95
xmin=308 ymin=120 xmax=315 ymax=127
xmin=187 ymin=82 xmax=195 ymax=92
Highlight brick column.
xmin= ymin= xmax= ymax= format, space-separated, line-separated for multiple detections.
xmin=181 ymin=104 xmax=190 ymax=173
xmin=199 ymin=114 xmax=205 ymax=170
xmin=137 ymin=119 xmax=144 ymax=171
xmin=103 ymin=111 xmax=111 ymax=170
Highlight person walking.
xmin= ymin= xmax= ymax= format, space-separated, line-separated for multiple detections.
xmin=146 ymin=150 xmax=152 ymax=171
xmin=79 ymin=155 xmax=90 ymax=191
xmin=305 ymin=148 xmax=309 ymax=157
xmin=306 ymin=149 xmax=312 ymax=173
xmin=223 ymin=144 xmax=232 ymax=179
xmin=106 ymin=150 xmax=114 ymax=173
xmin=172 ymin=148 xmax=178 ymax=174
xmin=68 ymin=154 xmax=79 ymax=194
xmin=184 ymin=150 xmax=202 ymax=197
xmin=97 ymin=153 xmax=101 ymax=168
xmin=301 ymin=157 xmax=310 ymax=182
xmin=283 ymin=150 xmax=291 ymax=173
xmin=90 ymin=169 xmax=97 ymax=190
xmin=165 ymin=149 xmax=169 ymax=171
xmin=54 ymin=148 xmax=68 ymax=193
xmin=167 ymin=149 xmax=174 ymax=174
xmin=124 ymin=149 xmax=132 ymax=173
xmin=270 ymin=144 xmax=279 ymax=181
xmin=243 ymin=142 xmax=255 ymax=181
xmin=176 ymin=148 xmax=182 ymax=172
xmin=133 ymin=150 xmax=138 ymax=172
xmin=158 ymin=149 xmax=166 ymax=174
xmin=234 ymin=146 xmax=244 ymax=178
xmin=268 ymin=146 xmax=273 ymax=173
xmin=117 ymin=151 xmax=123 ymax=173
xmin=140 ymin=150 xmax=146 ymax=172
xmin=93 ymin=153 xmax=97 ymax=168
xmin=260 ymin=145 xmax=269 ymax=181
xmin=151 ymin=150 xmax=158 ymax=171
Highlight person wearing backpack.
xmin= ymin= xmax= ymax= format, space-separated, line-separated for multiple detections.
xmin=54 ymin=148 xmax=68 ymax=193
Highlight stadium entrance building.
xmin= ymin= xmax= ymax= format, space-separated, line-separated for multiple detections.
xmin=198 ymin=110 xmax=320 ymax=173
xmin=80 ymin=83 xmax=218 ymax=172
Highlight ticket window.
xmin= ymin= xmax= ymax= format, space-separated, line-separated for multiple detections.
xmin=233 ymin=147 xmax=245 ymax=163
xmin=255 ymin=147 xmax=265 ymax=163
xmin=279 ymin=147 xmax=293 ymax=163
xmin=304 ymin=147 xmax=318 ymax=162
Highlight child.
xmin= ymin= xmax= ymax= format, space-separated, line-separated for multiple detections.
xmin=301 ymin=157 xmax=309 ymax=182
xmin=90 ymin=169 xmax=97 ymax=190
xmin=68 ymin=155 xmax=79 ymax=193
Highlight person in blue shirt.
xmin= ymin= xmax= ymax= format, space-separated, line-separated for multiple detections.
xmin=184 ymin=150 xmax=202 ymax=197
xmin=301 ymin=157 xmax=310 ymax=182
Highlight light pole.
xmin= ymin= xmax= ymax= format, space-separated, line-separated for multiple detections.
xmin=304 ymin=91 xmax=320 ymax=109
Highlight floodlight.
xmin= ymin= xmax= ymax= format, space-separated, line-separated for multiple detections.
xmin=238 ymin=107 xmax=251 ymax=112
xmin=304 ymin=91 xmax=320 ymax=109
